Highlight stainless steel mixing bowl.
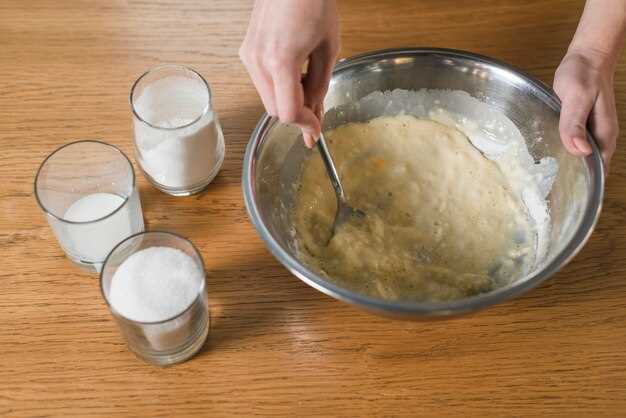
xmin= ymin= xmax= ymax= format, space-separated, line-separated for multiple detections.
xmin=242 ymin=48 xmax=604 ymax=318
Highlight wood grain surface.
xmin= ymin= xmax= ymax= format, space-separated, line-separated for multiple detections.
xmin=1 ymin=1 xmax=626 ymax=416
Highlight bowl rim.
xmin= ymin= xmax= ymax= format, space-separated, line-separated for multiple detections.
xmin=242 ymin=47 xmax=605 ymax=317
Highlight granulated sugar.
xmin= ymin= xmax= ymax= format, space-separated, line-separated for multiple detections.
xmin=109 ymin=246 xmax=204 ymax=322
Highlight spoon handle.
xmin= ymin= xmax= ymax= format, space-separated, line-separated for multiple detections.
xmin=317 ymin=133 xmax=346 ymax=202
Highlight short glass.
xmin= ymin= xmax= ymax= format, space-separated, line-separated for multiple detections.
xmin=100 ymin=231 xmax=210 ymax=366
xmin=130 ymin=64 xmax=225 ymax=196
xmin=34 ymin=140 xmax=144 ymax=273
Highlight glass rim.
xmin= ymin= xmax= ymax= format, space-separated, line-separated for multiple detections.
xmin=33 ymin=139 xmax=136 ymax=225
xmin=129 ymin=63 xmax=212 ymax=131
xmin=99 ymin=230 xmax=208 ymax=325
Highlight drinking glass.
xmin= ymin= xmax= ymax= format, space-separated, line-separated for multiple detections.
xmin=130 ymin=64 xmax=225 ymax=196
xmin=100 ymin=231 xmax=210 ymax=366
xmin=34 ymin=140 xmax=144 ymax=273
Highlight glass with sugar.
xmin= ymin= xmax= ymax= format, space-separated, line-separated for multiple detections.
xmin=100 ymin=231 xmax=209 ymax=366
xmin=130 ymin=64 xmax=225 ymax=196
xmin=34 ymin=140 xmax=145 ymax=273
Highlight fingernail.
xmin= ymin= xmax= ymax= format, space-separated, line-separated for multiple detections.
xmin=303 ymin=128 xmax=318 ymax=140
xmin=303 ymin=133 xmax=314 ymax=149
xmin=573 ymin=137 xmax=592 ymax=154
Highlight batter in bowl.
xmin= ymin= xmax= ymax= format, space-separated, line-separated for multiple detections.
xmin=294 ymin=114 xmax=536 ymax=302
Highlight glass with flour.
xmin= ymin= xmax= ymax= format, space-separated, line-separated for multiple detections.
xmin=100 ymin=231 xmax=209 ymax=366
xmin=34 ymin=140 xmax=145 ymax=273
xmin=130 ymin=64 xmax=225 ymax=196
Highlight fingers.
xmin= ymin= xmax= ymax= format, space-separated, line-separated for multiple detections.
xmin=302 ymin=44 xmax=337 ymax=146
xmin=589 ymin=87 xmax=619 ymax=171
xmin=241 ymin=48 xmax=320 ymax=146
xmin=302 ymin=132 xmax=315 ymax=149
xmin=272 ymin=63 xmax=303 ymax=123
xmin=297 ymin=107 xmax=321 ymax=149
xmin=556 ymin=83 xmax=596 ymax=157
xmin=244 ymin=59 xmax=278 ymax=116
xmin=239 ymin=0 xmax=339 ymax=148
xmin=303 ymin=100 xmax=324 ymax=148
xmin=241 ymin=48 xmax=321 ymax=148
xmin=238 ymin=3 xmax=277 ymax=116
xmin=273 ymin=64 xmax=321 ymax=147
xmin=303 ymin=44 xmax=336 ymax=110
xmin=554 ymin=50 xmax=619 ymax=174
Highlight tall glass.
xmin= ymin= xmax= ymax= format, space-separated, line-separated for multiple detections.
xmin=130 ymin=64 xmax=225 ymax=196
xmin=100 ymin=231 xmax=210 ymax=366
xmin=34 ymin=140 xmax=144 ymax=273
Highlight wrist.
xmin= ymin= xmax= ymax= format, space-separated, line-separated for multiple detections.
xmin=566 ymin=0 xmax=626 ymax=71
xmin=566 ymin=44 xmax=618 ymax=73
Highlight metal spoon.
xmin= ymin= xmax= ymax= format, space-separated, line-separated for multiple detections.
xmin=316 ymin=132 xmax=366 ymax=240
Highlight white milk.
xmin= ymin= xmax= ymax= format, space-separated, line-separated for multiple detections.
xmin=63 ymin=193 xmax=136 ymax=262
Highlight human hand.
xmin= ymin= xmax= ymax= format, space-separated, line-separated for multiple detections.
xmin=239 ymin=0 xmax=340 ymax=148
xmin=554 ymin=48 xmax=619 ymax=171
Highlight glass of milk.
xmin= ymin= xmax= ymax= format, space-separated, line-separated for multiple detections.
xmin=100 ymin=231 xmax=209 ymax=366
xmin=130 ymin=64 xmax=225 ymax=196
xmin=34 ymin=140 xmax=144 ymax=273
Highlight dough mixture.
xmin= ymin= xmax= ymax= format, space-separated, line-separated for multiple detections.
xmin=294 ymin=115 xmax=535 ymax=302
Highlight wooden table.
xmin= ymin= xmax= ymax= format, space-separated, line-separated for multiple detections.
xmin=2 ymin=1 xmax=625 ymax=416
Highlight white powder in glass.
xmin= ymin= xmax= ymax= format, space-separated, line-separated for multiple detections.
xmin=109 ymin=246 xmax=204 ymax=322
xmin=133 ymin=76 xmax=225 ymax=189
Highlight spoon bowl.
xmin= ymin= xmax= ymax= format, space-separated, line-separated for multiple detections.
xmin=316 ymin=133 xmax=366 ymax=240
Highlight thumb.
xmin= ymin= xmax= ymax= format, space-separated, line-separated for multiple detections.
xmin=558 ymin=90 xmax=595 ymax=156
xmin=298 ymin=106 xmax=321 ymax=149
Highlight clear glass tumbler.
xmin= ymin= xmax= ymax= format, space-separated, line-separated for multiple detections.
xmin=130 ymin=64 xmax=225 ymax=196
xmin=34 ymin=140 xmax=144 ymax=273
xmin=100 ymin=231 xmax=210 ymax=366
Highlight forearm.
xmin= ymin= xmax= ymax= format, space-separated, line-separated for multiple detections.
xmin=568 ymin=0 xmax=626 ymax=67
